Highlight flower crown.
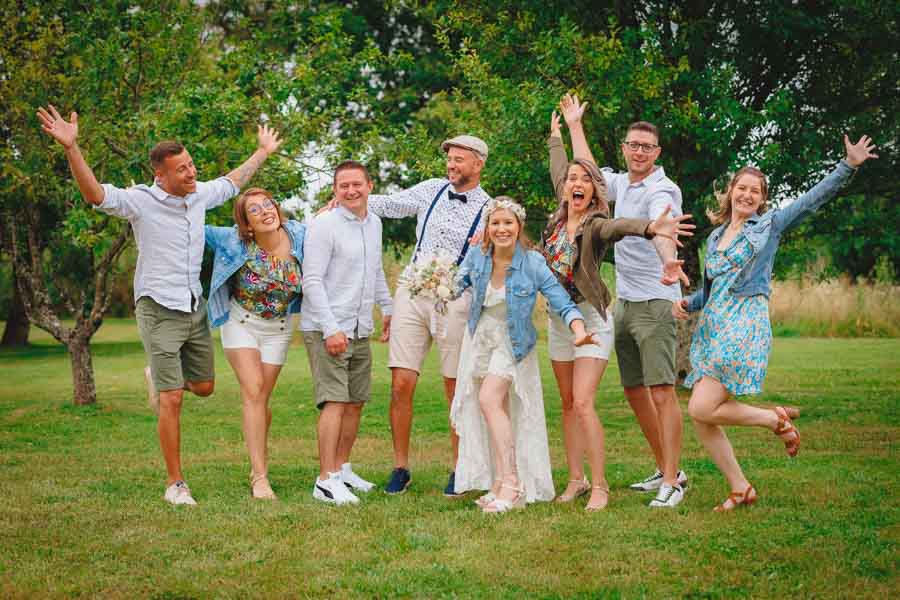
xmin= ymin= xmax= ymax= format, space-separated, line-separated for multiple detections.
xmin=482 ymin=196 xmax=527 ymax=223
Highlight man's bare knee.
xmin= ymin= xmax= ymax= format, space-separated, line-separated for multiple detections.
xmin=188 ymin=380 xmax=214 ymax=397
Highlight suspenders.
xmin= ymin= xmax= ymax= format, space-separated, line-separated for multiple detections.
xmin=412 ymin=182 xmax=487 ymax=266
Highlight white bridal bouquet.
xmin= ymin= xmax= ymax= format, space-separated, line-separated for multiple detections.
xmin=407 ymin=250 xmax=460 ymax=315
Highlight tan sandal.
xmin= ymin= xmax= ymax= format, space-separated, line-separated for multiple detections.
xmin=251 ymin=474 xmax=277 ymax=500
xmin=555 ymin=477 xmax=590 ymax=503
xmin=585 ymin=483 xmax=610 ymax=512
xmin=773 ymin=406 xmax=800 ymax=457
xmin=713 ymin=485 xmax=757 ymax=512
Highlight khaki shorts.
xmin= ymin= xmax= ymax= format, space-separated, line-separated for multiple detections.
xmin=614 ymin=298 xmax=677 ymax=388
xmin=302 ymin=331 xmax=371 ymax=409
xmin=388 ymin=285 xmax=470 ymax=378
xmin=135 ymin=295 xmax=215 ymax=392
xmin=548 ymin=301 xmax=614 ymax=362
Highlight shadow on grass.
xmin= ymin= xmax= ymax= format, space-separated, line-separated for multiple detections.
xmin=0 ymin=340 xmax=145 ymax=359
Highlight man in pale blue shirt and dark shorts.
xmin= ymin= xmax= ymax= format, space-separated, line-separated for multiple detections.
xmin=37 ymin=104 xmax=282 ymax=505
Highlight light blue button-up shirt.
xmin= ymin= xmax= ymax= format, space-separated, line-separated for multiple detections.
xmin=300 ymin=205 xmax=393 ymax=339
xmin=95 ymin=177 xmax=239 ymax=312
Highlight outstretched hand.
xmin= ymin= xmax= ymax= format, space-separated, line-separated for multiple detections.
xmin=257 ymin=124 xmax=283 ymax=155
xmin=37 ymin=105 xmax=78 ymax=149
xmin=559 ymin=93 xmax=588 ymax=127
xmin=661 ymin=259 xmax=690 ymax=287
xmin=844 ymin=134 xmax=877 ymax=168
xmin=550 ymin=111 xmax=562 ymax=138
xmin=648 ymin=205 xmax=695 ymax=247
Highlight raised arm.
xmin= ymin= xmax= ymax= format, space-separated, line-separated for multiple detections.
xmin=36 ymin=105 xmax=104 ymax=205
xmin=224 ymin=124 xmax=283 ymax=189
xmin=773 ymin=135 xmax=878 ymax=234
xmin=548 ymin=111 xmax=570 ymax=201
xmin=559 ymin=94 xmax=597 ymax=165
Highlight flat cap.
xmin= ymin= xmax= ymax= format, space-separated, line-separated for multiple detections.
xmin=441 ymin=135 xmax=488 ymax=161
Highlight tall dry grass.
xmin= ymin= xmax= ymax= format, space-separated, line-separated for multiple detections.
xmin=769 ymin=276 xmax=900 ymax=337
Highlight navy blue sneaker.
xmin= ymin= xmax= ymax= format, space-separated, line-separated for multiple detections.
xmin=384 ymin=467 xmax=411 ymax=495
xmin=443 ymin=471 xmax=464 ymax=497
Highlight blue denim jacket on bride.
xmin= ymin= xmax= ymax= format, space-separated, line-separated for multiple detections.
xmin=457 ymin=242 xmax=584 ymax=363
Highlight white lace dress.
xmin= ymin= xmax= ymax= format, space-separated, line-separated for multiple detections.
xmin=450 ymin=284 xmax=555 ymax=503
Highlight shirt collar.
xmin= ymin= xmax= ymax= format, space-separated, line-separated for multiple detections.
xmin=336 ymin=204 xmax=369 ymax=223
xmin=630 ymin=165 xmax=666 ymax=188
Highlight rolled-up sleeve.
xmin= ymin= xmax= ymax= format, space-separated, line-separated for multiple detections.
xmin=96 ymin=184 xmax=143 ymax=220
xmin=199 ymin=177 xmax=240 ymax=211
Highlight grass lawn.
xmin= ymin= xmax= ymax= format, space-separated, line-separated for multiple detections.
xmin=1 ymin=320 xmax=897 ymax=598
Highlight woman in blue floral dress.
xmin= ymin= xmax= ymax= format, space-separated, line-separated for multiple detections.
xmin=205 ymin=188 xmax=306 ymax=499
xmin=673 ymin=135 xmax=878 ymax=511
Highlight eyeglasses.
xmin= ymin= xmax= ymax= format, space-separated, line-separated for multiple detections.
xmin=622 ymin=141 xmax=660 ymax=153
xmin=246 ymin=199 xmax=276 ymax=216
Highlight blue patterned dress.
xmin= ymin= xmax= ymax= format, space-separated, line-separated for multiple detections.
xmin=684 ymin=233 xmax=771 ymax=395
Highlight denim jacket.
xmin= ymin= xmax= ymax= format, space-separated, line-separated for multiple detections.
xmin=457 ymin=243 xmax=584 ymax=362
xmin=204 ymin=220 xmax=307 ymax=327
xmin=685 ymin=161 xmax=856 ymax=312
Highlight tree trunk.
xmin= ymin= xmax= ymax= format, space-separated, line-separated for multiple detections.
xmin=675 ymin=313 xmax=698 ymax=384
xmin=1 ymin=283 xmax=30 ymax=346
xmin=68 ymin=334 xmax=97 ymax=405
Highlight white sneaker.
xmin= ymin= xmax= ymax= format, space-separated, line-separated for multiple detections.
xmin=341 ymin=463 xmax=375 ymax=492
xmin=629 ymin=469 xmax=688 ymax=492
xmin=649 ymin=483 xmax=684 ymax=508
xmin=313 ymin=472 xmax=359 ymax=506
xmin=145 ymin=366 xmax=159 ymax=416
xmin=163 ymin=480 xmax=197 ymax=506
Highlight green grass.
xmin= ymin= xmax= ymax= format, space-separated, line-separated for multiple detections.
xmin=1 ymin=320 xmax=898 ymax=598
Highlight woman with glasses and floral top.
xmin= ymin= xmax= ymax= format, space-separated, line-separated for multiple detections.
xmin=544 ymin=104 xmax=695 ymax=511
xmin=205 ymin=188 xmax=306 ymax=500
xmin=672 ymin=135 xmax=877 ymax=511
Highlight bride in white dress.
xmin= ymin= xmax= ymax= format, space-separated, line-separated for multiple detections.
xmin=450 ymin=197 xmax=598 ymax=513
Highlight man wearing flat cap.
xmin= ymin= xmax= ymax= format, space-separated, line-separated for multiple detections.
xmin=366 ymin=135 xmax=492 ymax=496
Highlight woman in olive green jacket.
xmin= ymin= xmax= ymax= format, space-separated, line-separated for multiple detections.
xmin=541 ymin=109 xmax=693 ymax=510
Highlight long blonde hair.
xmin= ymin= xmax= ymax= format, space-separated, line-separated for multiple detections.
xmin=708 ymin=167 xmax=769 ymax=226
xmin=481 ymin=195 xmax=532 ymax=252
xmin=544 ymin=159 xmax=610 ymax=240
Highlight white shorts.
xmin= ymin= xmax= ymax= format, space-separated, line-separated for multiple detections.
xmin=220 ymin=300 xmax=299 ymax=365
xmin=548 ymin=300 xmax=614 ymax=362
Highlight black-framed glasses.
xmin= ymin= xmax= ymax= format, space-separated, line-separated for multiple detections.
xmin=246 ymin=199 xmax=276 ymax=216
xmin=622 ymin=141 xmax=659 ymax=153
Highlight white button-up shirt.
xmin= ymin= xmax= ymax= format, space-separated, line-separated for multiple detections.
xmin=367 ymin=178 xmax=490 ymax=270
xmin=300 ymin=206 xmax=393 ymax=339
xmin=95 ymin=178 xmax=239 ymax=312
xmin=603 ymin=166 xmax=683 ymax=302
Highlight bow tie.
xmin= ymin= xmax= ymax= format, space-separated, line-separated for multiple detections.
xmin=448 ymin=191 xmax=468 ymax=203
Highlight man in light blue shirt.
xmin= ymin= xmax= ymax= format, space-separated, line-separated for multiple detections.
xmin=301 ymin=160 xmax=393 ymax=505
xmin=37 ymin=104 xmax=282 ymax=505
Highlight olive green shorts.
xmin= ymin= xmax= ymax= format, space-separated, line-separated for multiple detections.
xmin=135 ymin=296 xmax=215 ymax=392
xmin=302 ymin=332 xmax=371 ymax=409
xmin=613 ymin=298 xmax=677 ymax=388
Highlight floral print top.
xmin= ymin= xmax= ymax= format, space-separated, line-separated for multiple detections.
xmin=229 ymin=241 xmax=302 ymax=320
xmin=541 ymin=221 xmax=584 ymax=303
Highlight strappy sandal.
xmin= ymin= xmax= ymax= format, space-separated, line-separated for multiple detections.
xmin=713 ymin=485 xmax=757 ymax=512
xmin=585 ymin=483 xmax=610 ymax=512
xmin=555 ymin=477 xmax=590 ymax=503
xmin=482 ymin=483 xmax=526 ymax=513
xmin=251 ymin=474 xmax=277 ymax=500
xmin=773 ymin=406 xmax=800 ymax=457
xmin=475 ymin=479 xmax=502 ymax=508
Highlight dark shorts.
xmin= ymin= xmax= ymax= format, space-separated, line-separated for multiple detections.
xmin=614 ymin=298 xmax=677 ymax=388
xmin=135 ymin=296 xmax=215 ymax=392
xmin=302 ymin=332 xmax=372 ymax=409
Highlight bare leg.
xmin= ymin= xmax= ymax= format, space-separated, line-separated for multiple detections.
xmin=185 ymin=379 xmax=214 ymax=397
xmin=158 ymin=388 xmax=185 ymax=485
xmin=390 ymin=367 xmax=418 ymax=469
xmin=317 ymin=402 xmax=345 ymax=479
xmin=688 ymin=377 xmax=752 ymax=492
xmin=572 ymin=357 xmax=609 ymax=509
xmin=337 ymin=402 xmax=364 ymax=465
xmin=649 ymin=384 xmax=683 ymax=486
xmin=551 ymin=360 xmax=586 ymax=498
xmin=624 ymin=385 xmax=665 ymax=470
xmin=478 ymin=375 xmax=518 ymax=503
xmin=444 ymin=376 xmax=460 ymax=468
